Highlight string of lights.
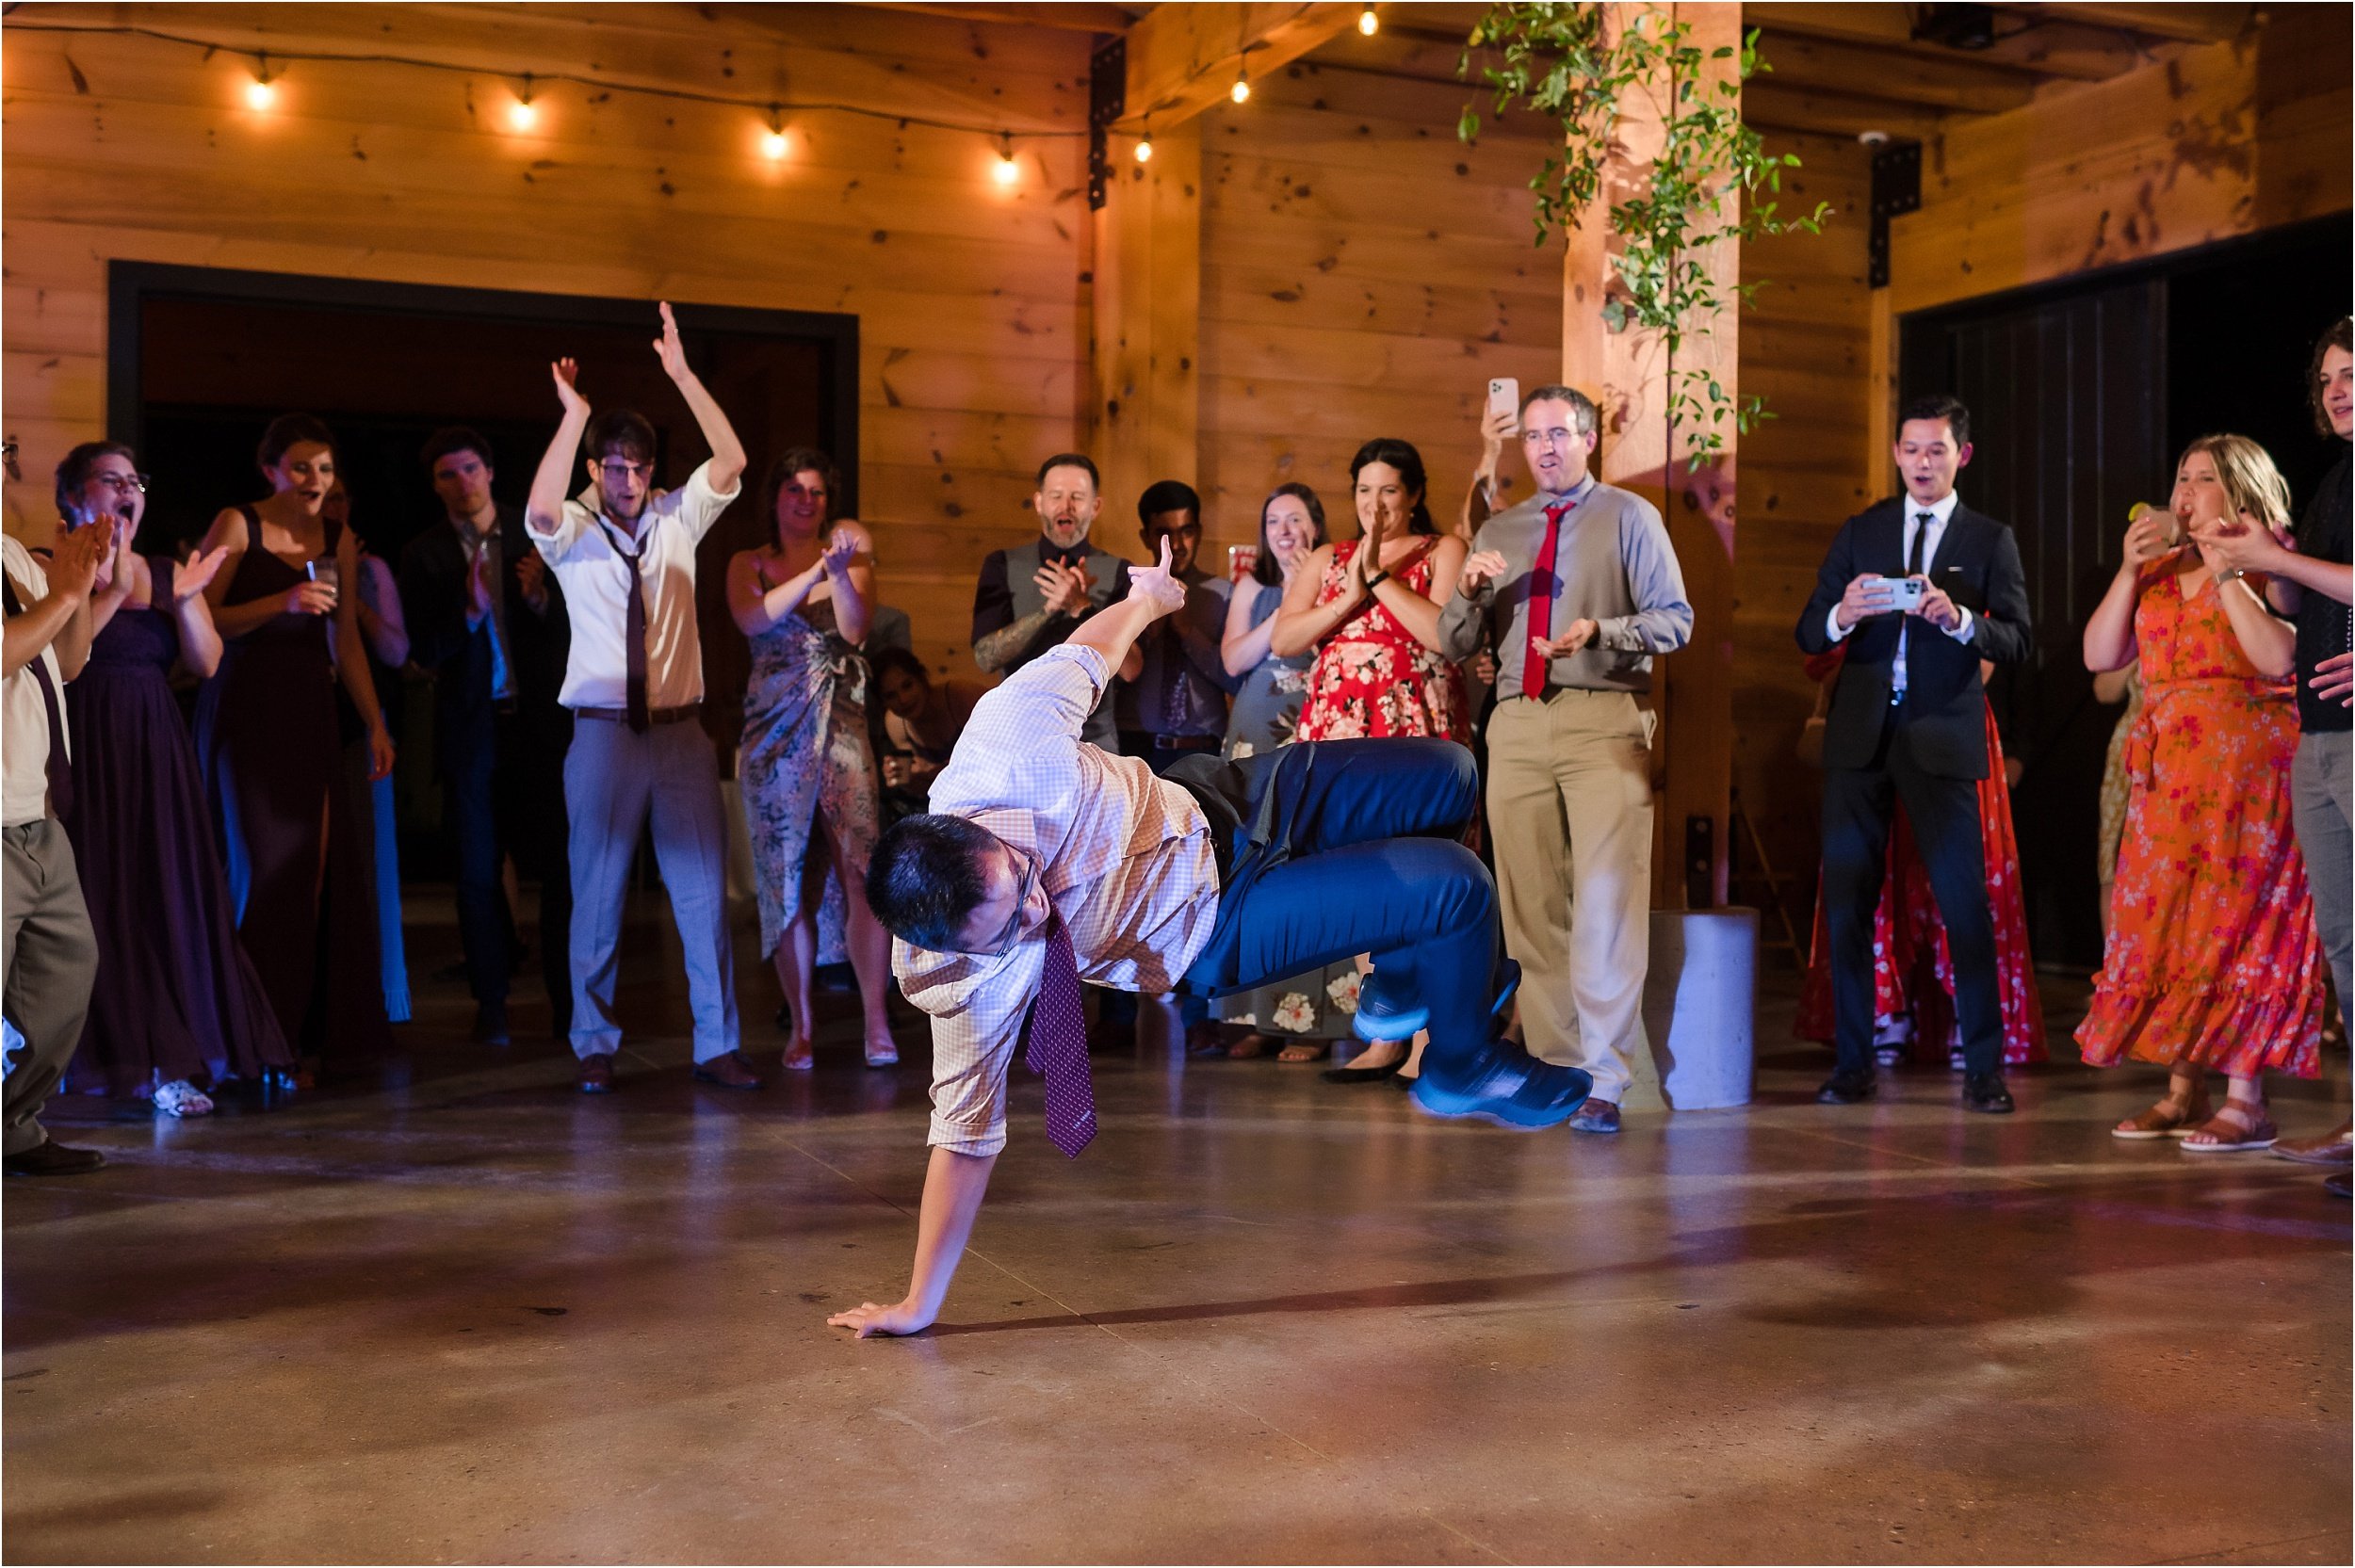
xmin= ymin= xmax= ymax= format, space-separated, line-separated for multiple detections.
xmin=2 ymin=8 xmax=1382 ymax=177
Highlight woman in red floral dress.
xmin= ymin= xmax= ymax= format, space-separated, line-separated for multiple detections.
xmin=2078 ymin=434 xmax=2326 ymax=1152
xmin=1273 ymin=437 xmax=1469 ymax=744
xmin=1795 ymin=644 xmax=2047 ymax=1066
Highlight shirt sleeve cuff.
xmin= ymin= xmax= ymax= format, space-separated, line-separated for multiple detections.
xmin=1825 ymin=604 xmax=1853 ymax=643
xmin=1594 ymin=617 xmax=1631 ymax=652
xmin=1048 ymin=641 xmax=1111 ymax=689
xmin=1945 ymin=606 xmax=1975 ymax=642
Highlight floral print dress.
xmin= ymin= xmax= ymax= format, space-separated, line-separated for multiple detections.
xmin=1293 ymin=539 xmax=1469 ymax=742
xmin=739 ymin=591 xmax=879 ymax=964
xmin=2075 ymin=560 xmax=2326 ymax=1078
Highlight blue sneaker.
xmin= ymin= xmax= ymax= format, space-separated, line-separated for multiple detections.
xmin=1411 ymin=1047 xmax=1594 ymax=1132
xmin=1351 ymin=968 xmax=1428 ymax=1043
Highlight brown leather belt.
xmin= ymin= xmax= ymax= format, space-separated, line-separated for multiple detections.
xmin=575 ymin=703 xmax=701 ymax=725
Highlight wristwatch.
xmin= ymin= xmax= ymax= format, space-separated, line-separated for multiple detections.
xmin=2213 ymin=566 xmax=2247 ymax=586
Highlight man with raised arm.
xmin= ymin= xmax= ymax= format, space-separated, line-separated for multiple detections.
xmin=828 ymin=540 xmax=1595 ymax=1340
xmin=525 ymin=302 xmax=760 ymax=1094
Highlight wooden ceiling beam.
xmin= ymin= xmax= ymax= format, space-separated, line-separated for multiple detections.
xmin=1741 ymin=80 xmax=1946 ymax=143
xmin=1115 ymin=2 xmax=1361 ymax=128
xmin=2031 ymin=3 xmax=2254 ymax=42
xmin=853 ymin=2 xmax=1140 ymax=31
xmin=1743 ymin=3 xmax=2167 ymax=81
xmin=1750 ymin=29 xmax=2039 ymax=114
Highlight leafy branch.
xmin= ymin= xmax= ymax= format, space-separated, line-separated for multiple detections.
xmin=1457 ymin=5 xmax=1831 ymax=465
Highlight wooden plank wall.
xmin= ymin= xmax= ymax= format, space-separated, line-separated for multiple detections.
xmin=1191 ymin=45 xmax=1566 ymax=563
xmin=0 ymin=1 xmax=1095 ymax=676
xmin=1731 ymin=130 xmax=1876 ymax=923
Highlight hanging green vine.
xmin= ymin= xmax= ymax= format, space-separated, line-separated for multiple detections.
xmin=1457 ymin=4 xmax=1829 ymax=465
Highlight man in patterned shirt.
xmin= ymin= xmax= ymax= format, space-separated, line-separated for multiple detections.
xmin=829 ymin=541 xmax=1595 ymax=1338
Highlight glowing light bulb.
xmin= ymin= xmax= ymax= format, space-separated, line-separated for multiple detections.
xmin=762 ymin=128 xmax=790 ymax=160
xmin=509 ymin=98 xmax=538 ymax=131
xmin=992 ymin=152 xmax=1020 ymax=186
xmin=1358 ymin=5 xmax=1379 ymax=34
xmin=1230 ymin=70 xmax=1251 ymax=104
xmin=244 ymin=75 xmax=276 ymax=110
xmin=1134 ymin=133 xmax=1154 ymax=164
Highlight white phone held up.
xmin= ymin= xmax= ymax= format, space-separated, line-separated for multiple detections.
xmin=1486 ymin=377 xmax=1519 ymax=433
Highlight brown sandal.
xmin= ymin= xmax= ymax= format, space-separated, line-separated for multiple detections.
xmin=2113 ymin=1094 xmax=2211 ymax=1140
xmin=1275 ymin=1040 xmax=1331 ymax=1063
xmin=2182 ymin=1098 xmax=2278 ymax=1153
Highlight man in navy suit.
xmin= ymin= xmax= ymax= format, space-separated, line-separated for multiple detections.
xmin=1796 ymin=395 xmax=2033 ymax=1114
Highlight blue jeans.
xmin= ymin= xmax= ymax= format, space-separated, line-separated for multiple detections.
xmin=1178 ymin=738 xmax=1502 ymax=1089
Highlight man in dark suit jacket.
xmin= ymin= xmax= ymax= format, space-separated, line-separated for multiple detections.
xmin=400 ymin=428 xmax=576 ymax=1044
xmin=1795 ymin=394 xmax=2033 ymax=1114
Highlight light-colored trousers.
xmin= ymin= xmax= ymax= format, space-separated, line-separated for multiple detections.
xmin=2292 ymin=730 xmax=2352 ymax=1007
xmin=1486 ymin=689 xmax=1653 ymax=1104
xmin=3 ymin=820 xmax=97 ymax=1156
xmin=564 ymin=717 xmax=739 ymax=1063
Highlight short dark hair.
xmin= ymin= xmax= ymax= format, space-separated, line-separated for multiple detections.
xmin=868 ymin=643 xmax=931 ymax=689
xmin=867 ymin=815 xmax=1001 ymax=950
xmin=1896 ymin=394 xmax=1971 ymax=449
xmin=1253 ymin=482 xmax=1327 ymax=586
xmin=1137 ymin=479 xmax=1201 ymax=530
xmin=586 ymin=409 xmax=658 ymax=466
xmin=256 ymin=413 xmax=336 ymax=472
xmin=2310 ymin=317 xmax=2350 ymax=437
xmin=760 ymin=446 xmax=842 ymax=529
xmin=1519 ymin=383 xmax=1600 ymax=437
xmin=1034 ymin=452 xmax=1099 ymax=491
xmin=1347 ymin=437 xmax=1437 ymax=536
xmin=419 ymin=426 xmax=495 ymax=473
xmin=54 ymin=441 xmax=136 ymax=518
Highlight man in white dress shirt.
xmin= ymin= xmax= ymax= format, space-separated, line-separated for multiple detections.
xmin=526 ymin=303 xmax=756 ymax=1093
xmin=829 ymin=542 xmax=1596 ymax=1339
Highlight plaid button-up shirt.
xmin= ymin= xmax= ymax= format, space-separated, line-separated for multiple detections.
xmin=894 ymin=644 xmax=1221 ymax=1156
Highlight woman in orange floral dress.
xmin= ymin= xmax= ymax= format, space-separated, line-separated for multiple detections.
xmin=2079 ymin=434 xmax=2327 ymax=1152
xmin=1274 ymin=437 xmax=1469 ymax=745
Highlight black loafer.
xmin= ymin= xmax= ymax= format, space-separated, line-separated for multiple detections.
xmin=1816 ymin=1067 xmax=1876 ymax=1105
xmin=577 ymin=1053 xmax=618 ymax=1093
xmin=472 ymin=1001 xmax=511 ymax=1046
xmin=1962 ymin=1071 xmax=2014 ymax=1115
xmin=691 ymin=1051 xmax=765 ymax=1091
xmin=3 ymin=1140 xmax=106 ymax=1177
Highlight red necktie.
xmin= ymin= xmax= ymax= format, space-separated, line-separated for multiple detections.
xmin=1024 ymin=915 xmax=1096 ymax=1157
xmin=1519 ymin=496 xmax=1578 ymax=701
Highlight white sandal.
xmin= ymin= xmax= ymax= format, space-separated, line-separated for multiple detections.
xmin=152 ymin=1078 xmax=215 ymax=1118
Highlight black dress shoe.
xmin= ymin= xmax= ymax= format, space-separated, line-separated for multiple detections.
xmin=1817 ymin=1067 xmax=1876 ymax=1105
xmin=577 ymin=1054 xmax=617 ymax=1093
xmin=4 ymin=1140 xmax=106 ymax=1176
xmin=1962 ymin=1071 xmax=2014 ymax=1115
xmin=472 ymin=1001 xmax=511 ymax=1046
xmin=691 ymin=1051 xmax=765 ymax=1091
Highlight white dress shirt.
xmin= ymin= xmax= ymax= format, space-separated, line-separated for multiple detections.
xmin=531 ymin=461 xmax=739 ymax=711
xmin=2 ymin=536 xmax=70 ymax=828
xmin=895 ymin=644 xmax=1222 ymax=1156
xmin=1824 ymin=489 xmax=1975 ymax=695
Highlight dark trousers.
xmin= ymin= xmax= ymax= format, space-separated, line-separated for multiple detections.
xmin=1820 ymin=711 xmax=2003 ymax=1077
xmin=1179 ymin=738 xmax=1502 ymax=1086
xmin=445 ymin=706 xmax=572 ymax=1028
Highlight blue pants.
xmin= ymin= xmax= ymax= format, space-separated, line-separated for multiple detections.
xmin=1178 ymin=738 xmax=1501 ymax=1088
xmin=563 ymin=717 xmax=737 ymax=1062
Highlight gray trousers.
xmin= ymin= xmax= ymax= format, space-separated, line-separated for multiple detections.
xmin=2292 ymin=731 xmax=2352 ymax=1008
xmin=3 ymin=820 xmax=97 ymax=1156
xmin=564 ymin=718 xmax=738 ymax=1063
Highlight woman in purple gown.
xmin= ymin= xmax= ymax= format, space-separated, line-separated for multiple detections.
xmin=51 ymin=443 xmax=295 ymax=1114
xmin=192 ymin=416 xmax=395 ymax=1074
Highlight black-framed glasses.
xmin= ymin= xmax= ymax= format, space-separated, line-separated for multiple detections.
xmin=971 ymin=855 xmax=1041 ymax=957
xmin=598 ymin=461 xmax=652 ymax=480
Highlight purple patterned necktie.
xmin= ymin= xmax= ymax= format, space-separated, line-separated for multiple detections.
xmin=1024 ymin=914 xmax=1096 ymax=1157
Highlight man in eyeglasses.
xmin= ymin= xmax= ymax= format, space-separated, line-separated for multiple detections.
xmin=829 ymin=539 xmax=1593 ymax=1339
xmin=525 ymin=302 xmax=756 ymax=1095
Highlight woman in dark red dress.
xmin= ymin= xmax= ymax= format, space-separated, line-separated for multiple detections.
xmin=192 ymin=415 xmax=394 ymax=1071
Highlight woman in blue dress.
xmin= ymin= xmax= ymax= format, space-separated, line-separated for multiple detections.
xmin=727 ymin=449 xmax=898 ymax=1071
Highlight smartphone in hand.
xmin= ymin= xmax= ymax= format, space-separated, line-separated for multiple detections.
xmin=1486 ymin=378 xmax=1519 ymax=432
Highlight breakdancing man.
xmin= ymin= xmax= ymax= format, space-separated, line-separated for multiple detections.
xmin=829 ymin=540 xmax=1592 ymax=1338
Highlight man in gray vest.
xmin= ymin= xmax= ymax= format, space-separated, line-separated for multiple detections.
xmin=971 ymin=454 xmax=1132 ymax=749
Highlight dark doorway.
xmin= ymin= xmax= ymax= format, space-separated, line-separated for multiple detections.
xmin=1899 ymin=213 xmax=2352 ymax=971
xmin=108 ymin=263 xmax=858 ymax=761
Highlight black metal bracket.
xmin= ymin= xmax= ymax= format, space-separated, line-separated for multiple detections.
xmin=1088 ymin=35 xmax=1126 ymax=211
xmin=1869 ymin=139 xmax=1922 ymax=290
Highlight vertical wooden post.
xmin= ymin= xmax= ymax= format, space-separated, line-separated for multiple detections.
xmin=1088 ymin=118 xmax=1202 ymax=558
xmin=1561 ymin=2 xmax=1741 ymax=910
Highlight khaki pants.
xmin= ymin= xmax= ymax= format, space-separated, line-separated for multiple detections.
xmin=1486 ymin=689 xmax=1652 ymax=1103
xmin=3 ymin=819 xmax=97 ymax=1156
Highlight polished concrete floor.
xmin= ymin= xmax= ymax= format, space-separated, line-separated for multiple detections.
xmin=5 ymin=888 xmax=2349 ymax=1565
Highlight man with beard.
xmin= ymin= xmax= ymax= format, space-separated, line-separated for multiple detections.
xmin=970 ymin=454 xmax=1132 ymax=750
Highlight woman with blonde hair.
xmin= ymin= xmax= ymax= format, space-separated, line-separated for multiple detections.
xmin=2079 ymin=433 xmax=2327 ymax=1151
